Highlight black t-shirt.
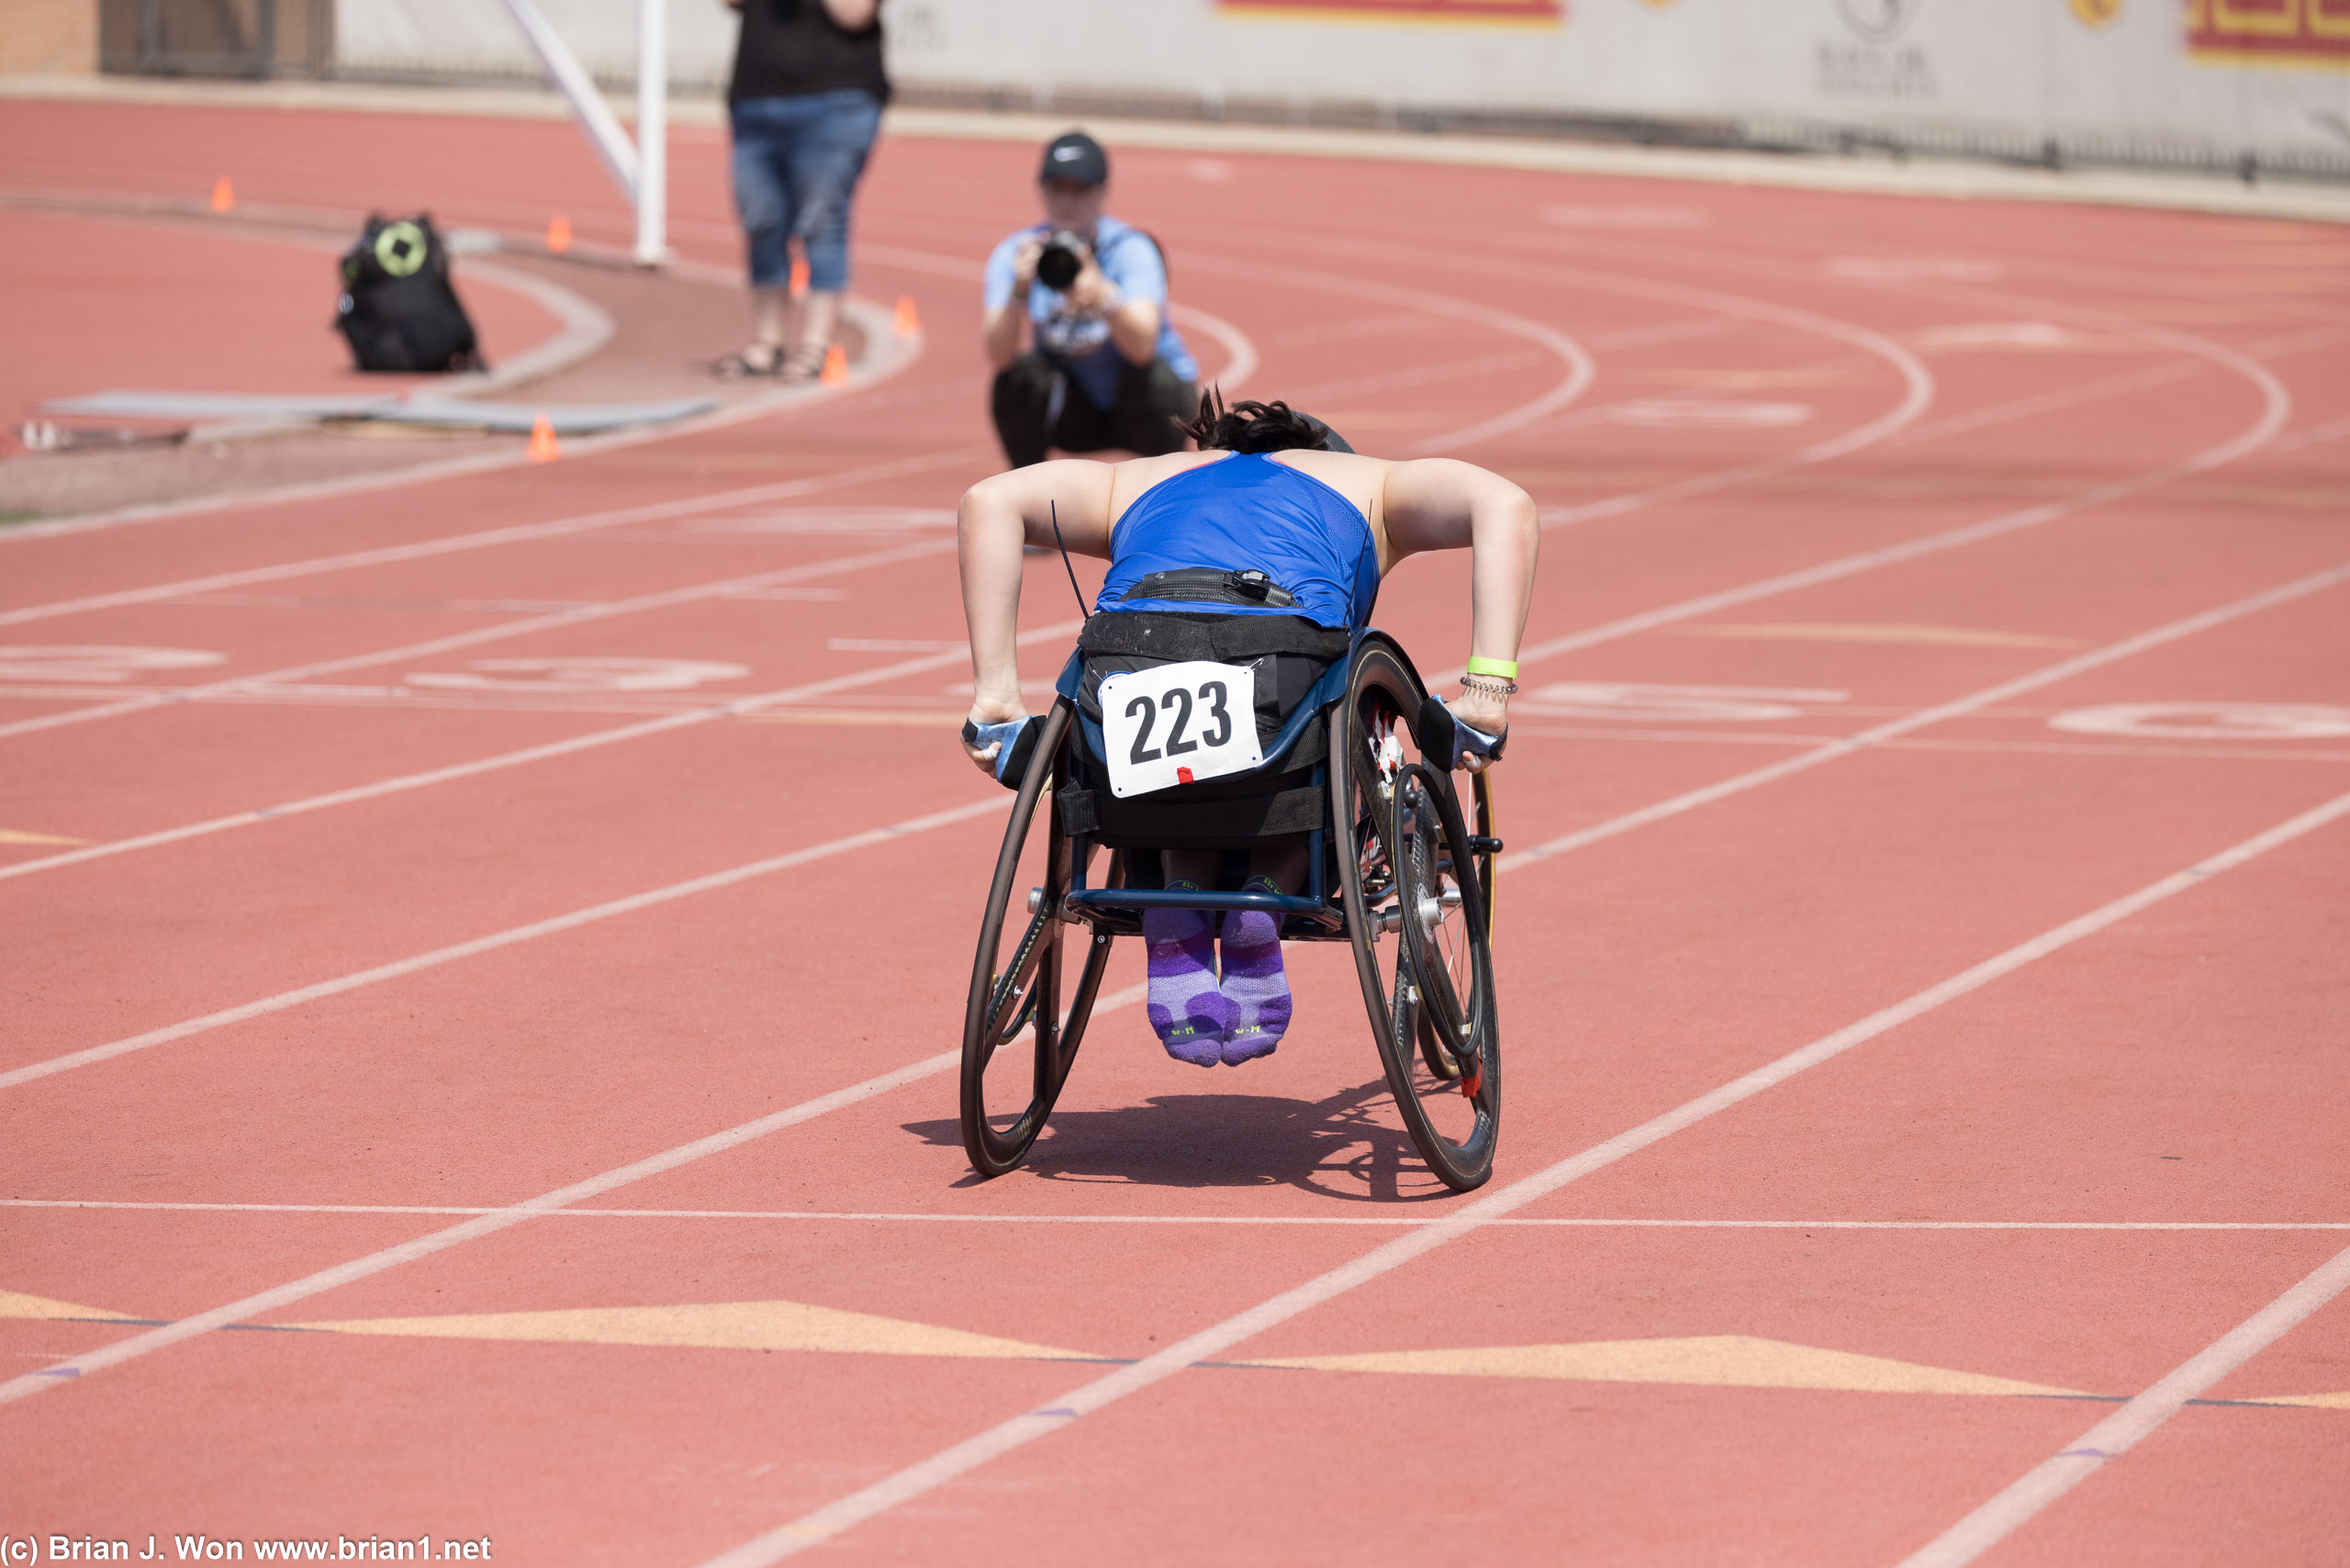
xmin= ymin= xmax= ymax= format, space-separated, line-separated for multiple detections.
xmin=729 ymin=0 xmax=890 ymax=106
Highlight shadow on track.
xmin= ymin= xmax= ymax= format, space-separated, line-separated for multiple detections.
xmin=902 ymin=1077 xmax=1459 ymax=1203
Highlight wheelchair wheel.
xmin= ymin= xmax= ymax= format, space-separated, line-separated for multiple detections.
xmin=1333 ymin=643 xmax=1501 ymax=1193
xmin=960 ymin=700 xmax=1115 ymax=1178
xmin=1416 ymin=768 xmax=1499 ymax=1082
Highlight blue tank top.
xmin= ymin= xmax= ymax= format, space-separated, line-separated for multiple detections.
xmin=1095 ymin=453 xmax=1380 ymax=631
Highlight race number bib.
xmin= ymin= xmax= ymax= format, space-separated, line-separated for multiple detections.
xmin=1098 ymin=661 xmax=1262 ymax=798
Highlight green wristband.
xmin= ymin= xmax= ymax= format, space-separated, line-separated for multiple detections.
xmin=1464 ymin=656 xmax=1518 ymax=679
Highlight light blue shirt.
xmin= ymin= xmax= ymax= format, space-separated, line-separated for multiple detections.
xmin=983 ymin=215 xmax=1199 ymax=409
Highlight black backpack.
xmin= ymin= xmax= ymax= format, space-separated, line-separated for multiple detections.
xmin=334 ymin=214 xmax=483 ymax=374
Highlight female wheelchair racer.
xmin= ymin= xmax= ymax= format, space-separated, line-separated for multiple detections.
xmin=954 ymin=396 xmax=1538 ymax=1190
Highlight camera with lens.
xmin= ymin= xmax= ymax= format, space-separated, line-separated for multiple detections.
xmin=1035 ymin=230 xmax=1090 ymax=292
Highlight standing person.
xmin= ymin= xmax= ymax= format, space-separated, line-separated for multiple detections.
xmin=718 ymin=0 xmax=887 ymax=379
xmin=984 ymin=130 xmax=1200 ymax=467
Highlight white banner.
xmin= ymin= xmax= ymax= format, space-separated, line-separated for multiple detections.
xmin=335 ymin=0 xmax=2350 ymax=171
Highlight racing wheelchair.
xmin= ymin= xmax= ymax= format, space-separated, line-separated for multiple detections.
xmin=960 ymin=613 xmax=1504 ymax=1192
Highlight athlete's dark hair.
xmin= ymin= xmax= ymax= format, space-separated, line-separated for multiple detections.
xmin=1180 ymin=387 xmax=1352 ymax=454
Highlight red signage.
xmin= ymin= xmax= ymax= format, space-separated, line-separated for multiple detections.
xmin=2188 ymin=0 xmax=2350 ymax=65
xmin=1218 ymin=0 xmax=1564 ymax=24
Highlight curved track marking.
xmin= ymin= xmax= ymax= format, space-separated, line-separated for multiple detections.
xmin=1188 ymin=226 xmax=1930 ymax=473
xmin=9 ymin=104 xmax=2340 ymax=1561
xmin=0 ymin=294 xmax=929 ymax=549
xmin=0 ymin=197 xmax=620 ymax=410
xmin=0 ymin=303 xmax=2282 ymax=879
xmin=1169 ymin=249 xmax=1597 ymax=455
xmin=1497 ymin=307 xmax=2293 ymax=679
xmin=1167 ymin=302 xmax=1259 ymax=394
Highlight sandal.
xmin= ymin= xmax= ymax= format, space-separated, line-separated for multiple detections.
xmin=778 ymin=346 xmax=827 ymax=383
xmin=713 ymin=342 xmax=785 ymax=378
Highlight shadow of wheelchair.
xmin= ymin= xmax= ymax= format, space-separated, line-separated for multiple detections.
xmin=904 ymin=1076 xmax=1457 ymax=1203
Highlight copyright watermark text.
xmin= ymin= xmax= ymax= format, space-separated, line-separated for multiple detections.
xmin=2 ymin=1537 xmax=491 ymax=1562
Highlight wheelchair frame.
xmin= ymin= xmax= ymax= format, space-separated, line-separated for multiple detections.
xmin=960 ymin=628 xmax=1504 ymax=1192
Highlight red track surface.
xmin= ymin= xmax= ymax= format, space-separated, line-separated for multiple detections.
xmin=3 ymin=97 xmax=2347 ymax=1567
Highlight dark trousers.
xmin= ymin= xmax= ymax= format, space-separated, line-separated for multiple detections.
xmin=990 ymin=352 xmax=1197 ymax=468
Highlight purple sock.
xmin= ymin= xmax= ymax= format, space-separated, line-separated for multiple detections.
xmin=1144 ymin=884 xmax=1233 ymax=1068
xmin=1218 ymin=876 xmax=1292 ymax=1066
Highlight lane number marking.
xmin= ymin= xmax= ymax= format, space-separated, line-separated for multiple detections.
xmin=0 ymin=645 xmax=227 ymax=683
xmin=2050 ymin=702 xmax=2350 ymax=741
xmin=1517 ymin=682 xmax=1852 ymax=723
xmin=405 ymin=657 xmax=751 ymax=693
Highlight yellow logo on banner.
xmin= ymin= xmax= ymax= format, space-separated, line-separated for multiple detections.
xmin=2188 ymin=0 xmax=2350 ymax=65
xmin=2069 ymin=0 xmax=2121 ymax=26
xmin=1218 ymin=0 xmax=1563 ymax=24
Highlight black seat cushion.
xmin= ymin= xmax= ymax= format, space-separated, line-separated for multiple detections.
xmin=1062 ymin=610 xmax=1343 ymax=848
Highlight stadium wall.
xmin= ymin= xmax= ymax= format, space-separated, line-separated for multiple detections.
xmin=332 ymin=0 xmax=2350 ymax=180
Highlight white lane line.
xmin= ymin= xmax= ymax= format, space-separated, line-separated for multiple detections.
xmin=698 ymin=782 xmax=2350 ymax=1566
xmin=0 ymin=968 xmax=1141 ymax=1401
xmin=0 ymin=294 xmax=932 ymax=546
xmin=1897 ymin=1239 xmax=2350 ymax=1568
xmin=1885 ymin=358 xmax=2203 ymax=450
xmin=1279 ymin=348 xmax=1552 ymax=408
xmin=871 ymin=236 xmax=1597 ymax=454
xmin=0 ymin=618 xmax=1080 ymax=886
xmin=0 ymin=794 xmax=1009 ymax=1092
xmin=1438 ymin=256 xmax=1930 ymax=474
xmin=0 ymin=1041 xmax=961 ymax=1405
xmin=0 ymin=444 xmax=985 ymax=630
xmin=1503 ymin=726 xmax=2350 ymax=767
xmin=1186 ymin=221 xmax=1928 ymax=467
xmin=6 ymin=704 xmax=2345 ymax=1418
xmin=7 ymin=554 xmax=2338 ymax=1099
xmin=1501 ymin=312 xmax=2287 ymax=680
xmin=0 ymin=536 xmax=960 ymax=745
xmin=1498 ymin=558 xmax=2350 ymax=873
xmin=5 ymin=1201 xmax=2344 ymax=1231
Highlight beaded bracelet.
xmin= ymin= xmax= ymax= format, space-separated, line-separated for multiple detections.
xmin=1460 ymin=672 xmax=1517 ymax=698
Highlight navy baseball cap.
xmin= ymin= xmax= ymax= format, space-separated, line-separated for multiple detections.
xmin=1039 ymin=130 xmax=1109 ymax=187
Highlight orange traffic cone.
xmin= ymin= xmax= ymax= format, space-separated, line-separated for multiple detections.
xmin=893 ymin=295 xmax=920 ymax=336
xmin=546 ymin=214 xmax=572 ymax=253
xmin=820 ymin=344 xmax=849 ymax=386
xmin=789 ymin=253 xmax=810 ymax=299
xmin=210 ymin=176 xmax=235 ymax=213
xmin=526 ymin=414 xmax=560 ymax=461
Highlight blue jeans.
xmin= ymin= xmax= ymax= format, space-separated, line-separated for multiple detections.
xmin=729 ymin=89 xmax=883 ymax=292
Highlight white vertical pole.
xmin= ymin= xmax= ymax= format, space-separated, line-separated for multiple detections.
xmin=634 ymin=0 xmax=667 ymax=265
xmin=498 ymin=0 xmax=638 ymax=203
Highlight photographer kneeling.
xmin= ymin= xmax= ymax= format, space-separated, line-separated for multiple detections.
xmin=984 ymin=131 xmax=1199 ymax=468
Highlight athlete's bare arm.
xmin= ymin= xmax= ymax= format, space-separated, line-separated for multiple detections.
xmin=955 ymin=449 xmax=1535 ymax=775
xmin=1270 ymin=452 xmax=1538 ymax=750
xmin=1371 ymin=457 xmax=1539 ymax=745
